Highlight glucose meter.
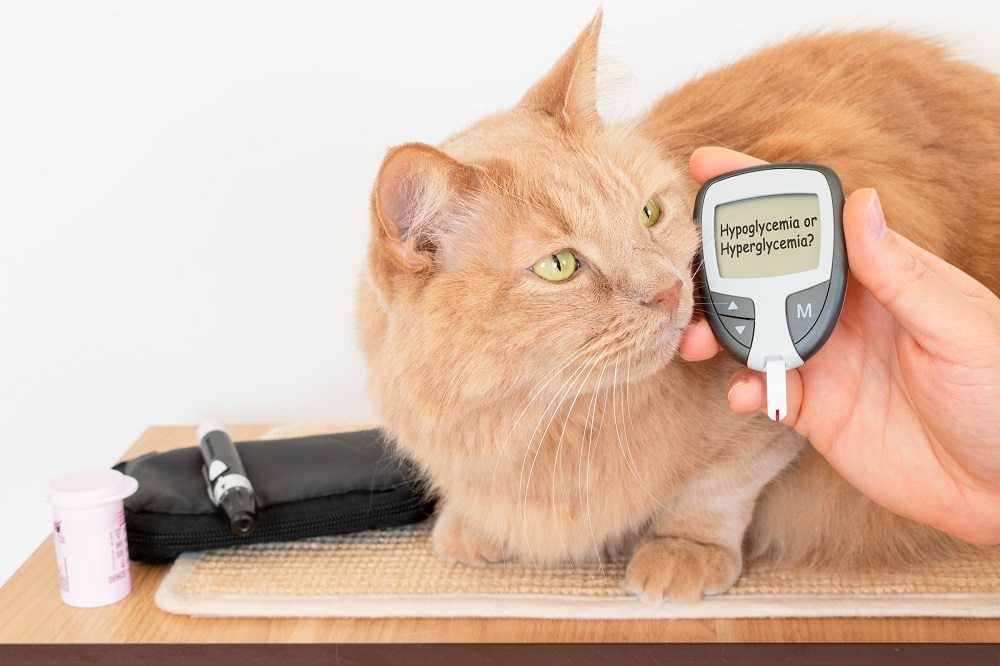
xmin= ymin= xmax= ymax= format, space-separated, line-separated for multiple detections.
xmin=694 ymin=163 xmax=847 ymax=421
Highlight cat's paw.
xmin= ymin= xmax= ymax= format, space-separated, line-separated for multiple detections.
xmin=431 ymin=510 xmax=504 ymax=567
xmin=622 ymin=536 xmax=741 ymax=603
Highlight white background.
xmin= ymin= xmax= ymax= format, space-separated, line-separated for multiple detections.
xmin=2 ymin=0 xmax=997 ymax=590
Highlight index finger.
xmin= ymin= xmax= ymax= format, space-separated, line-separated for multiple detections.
xmin=690 ymin=147 xmax=767 ymax=185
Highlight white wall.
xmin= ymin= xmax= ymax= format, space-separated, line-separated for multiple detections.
xmin=2 ymin=0 xmax=997 ymax=589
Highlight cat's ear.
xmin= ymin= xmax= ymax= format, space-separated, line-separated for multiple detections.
xmin=373 ymin=142 xmax=476 ymax=271
xmin=519 ymin=9 xmax=602 ymax=131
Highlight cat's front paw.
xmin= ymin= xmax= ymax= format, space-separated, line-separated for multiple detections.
xmin=622 ymin=536 xmax=741 ymax=603
xmin=431 ymin=509 xmax=504 ymax=567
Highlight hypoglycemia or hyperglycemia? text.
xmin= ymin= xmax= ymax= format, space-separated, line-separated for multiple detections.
xmin=714 ymin=193 xmax=820 ymax=279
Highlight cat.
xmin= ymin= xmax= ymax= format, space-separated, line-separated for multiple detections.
xmin=356 ymin=11 xmax=1000 ymax=602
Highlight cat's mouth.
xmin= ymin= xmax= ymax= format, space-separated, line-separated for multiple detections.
xmin=622 ymin=309 xmax=690 ymax=383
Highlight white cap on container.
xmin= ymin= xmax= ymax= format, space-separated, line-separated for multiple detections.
xmin=46 ymin=468 xmax=139 ymax=510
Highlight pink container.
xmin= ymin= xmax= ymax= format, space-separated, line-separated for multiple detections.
xmin=45 ymin=468 xmax=139 ymax=608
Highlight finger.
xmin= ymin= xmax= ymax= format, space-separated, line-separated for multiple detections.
xmin=690 ymin=147 xmax=767 ymax=185
xmin=678 ymin=318 xmax=722 ymax=361
xmin=725 ymin=370 xmax=764 ymax=413
xmin=844 ymin=189 xmax=991 ymax=353
xmin=726 ymin=367 xmax=806 ymax=427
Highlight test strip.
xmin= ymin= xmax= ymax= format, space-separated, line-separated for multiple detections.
xmin=765 ymin=359 xmax=787 ymax=421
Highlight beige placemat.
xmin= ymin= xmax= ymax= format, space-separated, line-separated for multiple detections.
xmin=156 ymin=423 xmax=1000 ymax=619
xmin=156 ymin=522 xmax=1000 ymax=619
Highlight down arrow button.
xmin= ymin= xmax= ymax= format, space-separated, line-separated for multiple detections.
xmin=719 ymin=314 xmax=755 ymax=348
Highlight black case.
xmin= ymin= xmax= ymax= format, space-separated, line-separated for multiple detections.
xmin=112 ymin=429 xmax=436 ymax=563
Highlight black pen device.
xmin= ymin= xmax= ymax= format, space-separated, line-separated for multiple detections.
xmin=197 ymin=422 xmax=257 ymax=536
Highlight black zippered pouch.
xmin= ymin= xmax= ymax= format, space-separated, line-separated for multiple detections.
xmin=112 ymin=429 xmax=436 ymax=563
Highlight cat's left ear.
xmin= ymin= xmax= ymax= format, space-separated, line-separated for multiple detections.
xmin=519 ymin=9 xmax=602 ymax=131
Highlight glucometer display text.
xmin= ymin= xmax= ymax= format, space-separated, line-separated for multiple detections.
xmin=714 ymin=193 xmax=821 ymax=278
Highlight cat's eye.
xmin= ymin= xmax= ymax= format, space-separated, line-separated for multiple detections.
xmin=531 ymin=250 xmax=578 ymax=282
xmin=642 ymin=197 xmax=661 ymax=227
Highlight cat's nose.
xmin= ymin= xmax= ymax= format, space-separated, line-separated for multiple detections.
xmin=644 ymin=280 xmax=681 ymax=315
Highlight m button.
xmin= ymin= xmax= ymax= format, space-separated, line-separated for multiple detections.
xmin=786 ymin=281 xmax=829 ymax=343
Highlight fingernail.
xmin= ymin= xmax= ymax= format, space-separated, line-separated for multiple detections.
xmin=867 ymin=189 xmax=886 ymax=239
xmin=727 ymin=379 xmax=746 ymax=404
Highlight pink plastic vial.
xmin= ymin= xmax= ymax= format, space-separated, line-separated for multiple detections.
xmin=45 ymin=468 xmax=139 ymax=608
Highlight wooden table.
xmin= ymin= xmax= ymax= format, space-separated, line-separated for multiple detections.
xmin=2 ymin=425 xmax=999 ymax=644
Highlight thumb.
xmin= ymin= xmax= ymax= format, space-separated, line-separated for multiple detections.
xmin=844 ymin=189 xmax=980 ymax=353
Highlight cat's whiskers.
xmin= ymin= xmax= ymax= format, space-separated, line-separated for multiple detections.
xmin=488 ymin=329 xmax=636 ymax=565
xmin=518 ymin=356 xmax=594 ymax=569
xmin=612 ymin=353 xmax=673 ymax=513
xmin=492 ymin=346 xmax=593 ymax=567
xmin=576 ymin=361 xmax=606 ymax=511
xmin=470 ymin=311 xmax=671 ymax=566
xmin=548 ymin=353 xmax=601 ymax=564
xmin=581 ymin=360 xmax=611 ymax=581
xmin=430 ymin=363 xmax=470 ymax=435
xmin=490 ymin=345 xmax=593 ymax=516
xmin=623 ymin=348 xmax=668 ymax=503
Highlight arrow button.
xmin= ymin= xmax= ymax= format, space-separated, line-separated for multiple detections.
xmin=711 ymin=292 xmax=754 ymax=320
xmin=720 ymin=315 xmax=754 ymax=348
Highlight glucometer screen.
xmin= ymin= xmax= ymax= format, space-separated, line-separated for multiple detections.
xmin=714 ymin=193 xmax=820 ymax=278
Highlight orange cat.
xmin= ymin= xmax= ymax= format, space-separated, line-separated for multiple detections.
xmin=357 ymin=12 xmax=1000 ymax=601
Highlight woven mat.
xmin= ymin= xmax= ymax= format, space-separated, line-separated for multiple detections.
xmin=156 ymin=522 xmax=1000 ymax=619
xmin=155 ymin=424 xmax=1000 ymax=618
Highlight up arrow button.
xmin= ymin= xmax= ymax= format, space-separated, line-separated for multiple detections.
xmin=711 ymin=292 xmax=754 ymax=320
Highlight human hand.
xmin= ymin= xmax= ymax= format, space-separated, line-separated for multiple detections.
xmin=680 ymin=147 xmax=1000 ymax=545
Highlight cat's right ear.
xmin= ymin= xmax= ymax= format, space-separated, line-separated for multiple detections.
xmin=373 ymin=143 xmax=476 ymax=271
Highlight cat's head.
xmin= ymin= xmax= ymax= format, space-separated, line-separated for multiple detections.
xmin=364 ymin=12 xmax=698 ymax=404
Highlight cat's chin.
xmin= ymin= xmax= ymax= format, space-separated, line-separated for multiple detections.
xmin=623 ymin=322 xmax=686 ymax=383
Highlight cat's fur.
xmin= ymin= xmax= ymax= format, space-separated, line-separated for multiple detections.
xmin=357 ymin=13 xmax=1000 ymax=601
